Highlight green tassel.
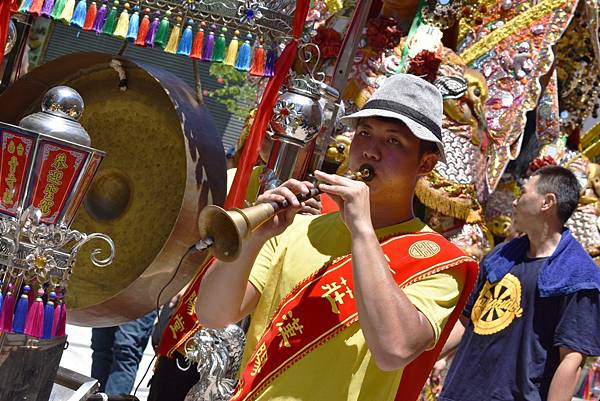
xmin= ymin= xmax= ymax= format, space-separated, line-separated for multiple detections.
xmin=50 ymin=0 xmax=67 ymax=20
xmin=102 ymin=2 xmax=119 ymax=35
xmin=212 ymin=26 xmax=227 ymax=62
xmin=154 ymin=11 xmax=171 ymax=48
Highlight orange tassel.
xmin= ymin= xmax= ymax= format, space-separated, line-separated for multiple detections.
xmin=189 ymin=28 xmax=204 ymax=60
xmin=134 ymin=12 xmax=150 ymax=46
xmin=249 ymin=44 xmax=265 ymax=76
xmin=82 ymin=1 xmax=97 ymax=31
xmin=28 ymin=0 xmax=44 ymax=16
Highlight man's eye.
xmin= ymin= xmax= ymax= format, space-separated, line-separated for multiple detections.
xmin=358 ymin=130 xmax=370 ymax=137
xmin=388 ymin=137 xmax=400 ymax=145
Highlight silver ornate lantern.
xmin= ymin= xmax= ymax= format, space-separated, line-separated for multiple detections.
xmin=0 ymin=86 xmax=114 ymax=325
xmin=264 ymin=48 xmax=340 ymax=189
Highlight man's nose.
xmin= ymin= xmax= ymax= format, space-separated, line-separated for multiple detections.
xmin=362 ymin=144 xmax=381 ymax=161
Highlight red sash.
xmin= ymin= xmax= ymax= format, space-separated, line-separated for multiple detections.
xmin=231 ymin=231 xmax=478 ymax=401
xmin=157 ymin=254 xmax=214 ymax=357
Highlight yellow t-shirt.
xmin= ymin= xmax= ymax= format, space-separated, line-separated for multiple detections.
xmin=244 ymin=212 xmax=465 ymax=401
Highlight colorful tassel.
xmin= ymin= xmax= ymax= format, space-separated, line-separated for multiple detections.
xmin=0 ymin=284 xmax=15 ymax=332
xmin=53 ymin=287 xmax=66 ymax=337
xmin=50 ymin=0 xmax=67 ymax=20
xmin=12 ymin=285 xmax=30 ymax=334
xmin=82 ymin=1 xmax=96 ymax=30
xmin=19 ymin=0 xmax=34 ymax=14
xmin=0 ymin=284 xmax=4 ymax=318
xmin=92 ymin=0 xmax=108 ymax=34
xmin=235 ymin=33 xmax=252 ymax=72
xmin=41 ymin=0 xmax=55 ymax=17
xmin=153 ymin=10 xmax=170 ymax=48
xmin=24 ymin=289 xmax=44 ymax=338
xmin=69 ymin=0 xmax=87 ymax=27
xmin=134 ymin=9 xmax=150 ymax=46
xmin=249 ymin=43 xmax=265 ymax=76
xmin=42 ymin=291 xmax=55 ymax=339
xmin=176 ymin=20 xmax=193 ymax=56
xmin=201 ymin=25 xmax=215 ymax=61
xmin=164 ymin=16 xmax=182 ymax=54
xmin=102 ymin=0 xmax=119 ymax=35
xmin=112 ymin=2 xmax=129 ymax=39
xmin=265 ymin=47 xmax=276 ymax=77
xmin=189 ymin=23 xmax=204 ymax=59
xmin=125 ymin=7 xmax=139 ymax=42
xmin=56 ymin=298 xmax=66 ymax=337
xmin=211 ymin=26 xmax=226 ymax=62
xmin=51 ymin=297 xmax=60 ymax=336
xmin=223 ymin=30 xmax=239 ymax=66
xmin=59 ymin=0 xmax=76 ymax=24
xmin=28 ymin=0 xmax=45 ymax=16
xmin=144 ymin=11 xmax=160 ymax=46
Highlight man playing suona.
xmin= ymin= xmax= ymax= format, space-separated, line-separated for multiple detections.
xmin=196 ymin=74 xmax=478 ymax=401
xmin=439 ymin=166 xmax=600 ymax=401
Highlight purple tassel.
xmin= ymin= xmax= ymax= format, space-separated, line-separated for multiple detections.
xmin=43 ymin=292 xmax=56 ymax=339
xmin=145 ymin=12 xmax=160 ymax=47
xmin=41 ymin=0 xmax=55 ymax=17
xmin=265 ymin=47 xmax=276 ymax=77
xmin=92 ymin=1 xmax=108 ymax=34
xmin=12 ymin=285 xmax=30 ymax=334
xmin=201 ymin=27 xmax=215 ymax=61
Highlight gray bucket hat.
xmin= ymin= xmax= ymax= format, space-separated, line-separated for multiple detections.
xmin=341 ymin=74 xmax=446 ymax=163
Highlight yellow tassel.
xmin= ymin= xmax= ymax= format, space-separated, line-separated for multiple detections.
xmin=415 ymin=175 xmax=483 ymax=224
xmin=59 ymin=0 xmax=76 ymax=24
xmin=113 ymin=7 xmax=131 ymax=39
xmin=324 ymin=0 xmax=343 ymax=13
xmin=164 ymin=17 xmax=182 ymax=54
xmin=223 ymin=30 xmax=239 ymax=66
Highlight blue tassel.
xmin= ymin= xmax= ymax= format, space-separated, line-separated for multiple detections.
xmin=43 ymin=292 xmax=56 ymax=339
xmin=126 ymin=8 xmax=139 ymax=42
xmin=12 ymin=285 xmax=30 ymax=334
xmin=19 ymin=0 xmax=34 ymax=13
xmin=70 ymin=0 xmax=87 ymax=28
xmin=176 ymin=22 xmax=193 ymax=56
xmin=235 ymin=33 xmax=252 ymax=72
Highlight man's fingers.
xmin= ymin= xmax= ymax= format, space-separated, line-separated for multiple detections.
xmin=318 ymin=183 xmax=352 ymax=198
xmin=314 ymin=170 xmax=348 ymax=185
xmin=303 ymin=198 xmax=322 ymax=212
xmin=283 ymin=178 xmax=313 ymax=195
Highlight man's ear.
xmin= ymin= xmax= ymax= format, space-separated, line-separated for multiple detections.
xmin=417 ymin=153 xmax=439 ymax=176
xmin=541 ymin=192 xmax=557 ymax=212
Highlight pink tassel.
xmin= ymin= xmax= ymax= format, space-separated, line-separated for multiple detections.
xmin=52 ymin=287 xmax=62 ymax=336
xmin=24 ymin=289 xmax=44 ymax=338
xmin=56 ymin=300 xmax=67 ymax=336
xmin=0 ymin=285 xmax=15 ymax=332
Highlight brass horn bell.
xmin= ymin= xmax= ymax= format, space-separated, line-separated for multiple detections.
xmin=197 ymin=202 xmax=278 ymax=262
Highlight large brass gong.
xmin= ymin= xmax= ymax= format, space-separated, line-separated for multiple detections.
xmin=0 ymin=53 xmax=227 ymax=326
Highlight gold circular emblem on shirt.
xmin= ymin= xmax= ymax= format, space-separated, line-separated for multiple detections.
xmin=471 ymin=273 xmax=523 ymax=336
xmin=408 ymin=240 xmax=441 ymax=259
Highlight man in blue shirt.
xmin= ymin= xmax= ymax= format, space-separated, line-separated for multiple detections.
xmin=440 ymin=166 xmax=600 ymax=401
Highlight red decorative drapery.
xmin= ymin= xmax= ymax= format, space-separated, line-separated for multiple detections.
xmin=0 ymin=0 xmax=18 ymax=68
xmin=224 ymin=0 xmax=310 ymax=208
